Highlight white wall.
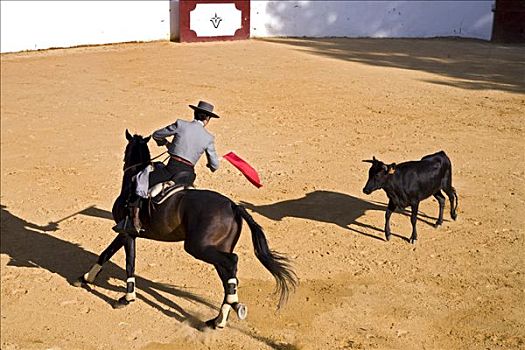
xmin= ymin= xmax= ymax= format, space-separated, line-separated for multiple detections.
xmin=0 ymin=1 xmax=171 ymax=53
xmin=1 ymin=1 xmax=494 ymax=53
xmin=250 ymin=1 xmax=494 ymax=40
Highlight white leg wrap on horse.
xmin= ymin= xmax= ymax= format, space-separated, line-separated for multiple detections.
xmin=226 ymin=292 xmax=239 ymax=304
xmin=83 ymin=264 xmax=102 ymax=283
xmin=225 ymin=278 xmax=239 ymax=304
xmin=215 ymin=303 xmax=232 ymax=328
xmin=125 ymin=277 xmax=136 ymax=301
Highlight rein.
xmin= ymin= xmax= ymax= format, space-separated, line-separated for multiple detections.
xmin=123 ymin=150 xmax=168 ymax=173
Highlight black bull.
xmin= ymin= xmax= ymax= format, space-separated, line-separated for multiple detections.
xmin=362 ymin=151 xmax=458 ymax=244
xmin=75 ymin=131 xmax=297 ymax=329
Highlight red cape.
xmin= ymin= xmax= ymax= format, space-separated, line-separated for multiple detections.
xmin=223 ymin=152 xmax=262 ymax=188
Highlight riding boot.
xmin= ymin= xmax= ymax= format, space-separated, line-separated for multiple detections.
xmin=112 ymin=216 xmax=136 ymax=235
xmin=112 ymin=205 xmax=142 ymax=235
xmin=132 ymin=206 xmax=143 ymax=234
xmin=112 ymin=194 xmax=143 ymax=235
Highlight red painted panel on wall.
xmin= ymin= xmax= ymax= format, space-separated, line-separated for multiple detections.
xmin=492 ymin=0 xmax=525 ymax=42
xmin=180 ymin=0 xmax=250 ymax=43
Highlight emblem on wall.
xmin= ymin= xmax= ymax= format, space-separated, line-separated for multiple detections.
xmin=210 ymin=13 xmax=222 ymax=29
xmin=190 ymin=3 xmax=241 ymax=37
xmin=180 ymin=1 xmax=250 ymax=42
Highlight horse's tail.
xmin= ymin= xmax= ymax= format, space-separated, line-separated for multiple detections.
xmin=235 ymin=204 xmax=297 ymax=308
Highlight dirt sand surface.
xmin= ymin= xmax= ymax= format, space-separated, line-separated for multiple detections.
xmin=1 ymin=38 xmax=524 ymax=350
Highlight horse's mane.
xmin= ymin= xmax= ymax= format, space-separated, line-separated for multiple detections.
xmin=124 ymin=134 xmax=151 ymax=173
xmin=119 ymin=133 xmax=152 ymax=197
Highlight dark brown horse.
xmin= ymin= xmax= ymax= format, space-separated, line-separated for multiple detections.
xmin=75 ymin=131 xmax=297 ymax=329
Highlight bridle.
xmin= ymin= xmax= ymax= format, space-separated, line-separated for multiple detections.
xmin=123 ymin=150 xmax=169 ymax=173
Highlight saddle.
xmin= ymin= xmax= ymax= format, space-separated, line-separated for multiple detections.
xmin=149 ymin=180 xmax=193 ymax=205
xmin=136 ymin=163 xmax=195 ymax=205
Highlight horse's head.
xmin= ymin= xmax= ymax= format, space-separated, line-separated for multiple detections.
xmin=123 ymin=129 xmax=151 ymax=173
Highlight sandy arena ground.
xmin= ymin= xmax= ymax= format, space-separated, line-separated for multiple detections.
xmin=1 ymin=38 xmax=524 ymax=350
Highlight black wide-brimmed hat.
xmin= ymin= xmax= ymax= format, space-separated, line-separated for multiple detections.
xmin=189 ymin=100 xmax=220 ymax=119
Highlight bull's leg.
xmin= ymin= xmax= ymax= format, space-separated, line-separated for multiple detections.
xmin=113 ymin=234 xmax=137 ymax=308
xmin=409 ymin=202 xmax=419 ymax=244
xmin=73 ymin=233 xmax=127 ymax=287
xmin=385 ymin=200 xmax=396 ymax=241
xmin=442 ymin=171 xmax=458 ymax=221
xmin=444 ymin=187 xmax=458 ymax=220
xmin=184 ymin=241 xmax=246 ymax=329
xmin=433 ymin=191 xmax=446 ymax=227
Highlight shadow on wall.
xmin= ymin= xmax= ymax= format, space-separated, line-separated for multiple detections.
xmin=262 ymin=1 xmax=493 ymax=39
xmin=169 ymin=0 xmax=180 ymax=41
xmin=262 ymin=37 xmax=525 ymax=94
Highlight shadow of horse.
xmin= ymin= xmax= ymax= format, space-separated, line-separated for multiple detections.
xmin=1 ymin=203 xmax=306 ymax=346
xmin=241 ymin=190 xmax=442 ymax=242
xmin=0 ymin=204 xmax=216 ymax=328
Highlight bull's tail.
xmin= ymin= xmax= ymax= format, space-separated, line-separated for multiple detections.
xmin=235 ymin=205 xmax=297 ymax=308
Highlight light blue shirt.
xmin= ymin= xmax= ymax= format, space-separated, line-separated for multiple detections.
xmin=152 ymin=119 xmax=219 ymax=171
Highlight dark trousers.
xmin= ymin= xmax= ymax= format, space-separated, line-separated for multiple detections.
xmin=148 ymin=158 xmax=196 ymax=188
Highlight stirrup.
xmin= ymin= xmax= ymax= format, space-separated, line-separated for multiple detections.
xmin=112 ymin=217 xmax=139 ymax=235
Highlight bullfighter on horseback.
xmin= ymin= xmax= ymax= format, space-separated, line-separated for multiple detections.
xmin=112 ymin=100 xmax=220 ymax=235
xmin=76 ymin=123 xmax=296 ymax=329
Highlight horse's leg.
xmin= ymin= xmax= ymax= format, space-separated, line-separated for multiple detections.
xmin=74 ymin=233 xmax=127 ymax=286
xmin=184 ymin=241 xmax=245 ymax=329
xmin=114 ymin=233 xmax=137 ymax=308
xmin=212 ymin=255 xmax=247 ymax=327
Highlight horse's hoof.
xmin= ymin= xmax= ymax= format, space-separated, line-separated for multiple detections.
xmin=434 ymin=222 xmax=442 ymax=228
xmin=410 ymin=238 xmax=417 ymax=245
xmin=385 ymin=234 xmax=391 ymax=242
xmin=451 ymin=213 xmax=457 ymax=221
xmin=113 ymin=296 xmax=133 ymax=309
xmin=232 ymin=303 xmax=247 ymax=320
xmin=205 ymin=318 xmax=223 ymax=330
xmin=72 ymin=276 xmax=87 ymax=288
